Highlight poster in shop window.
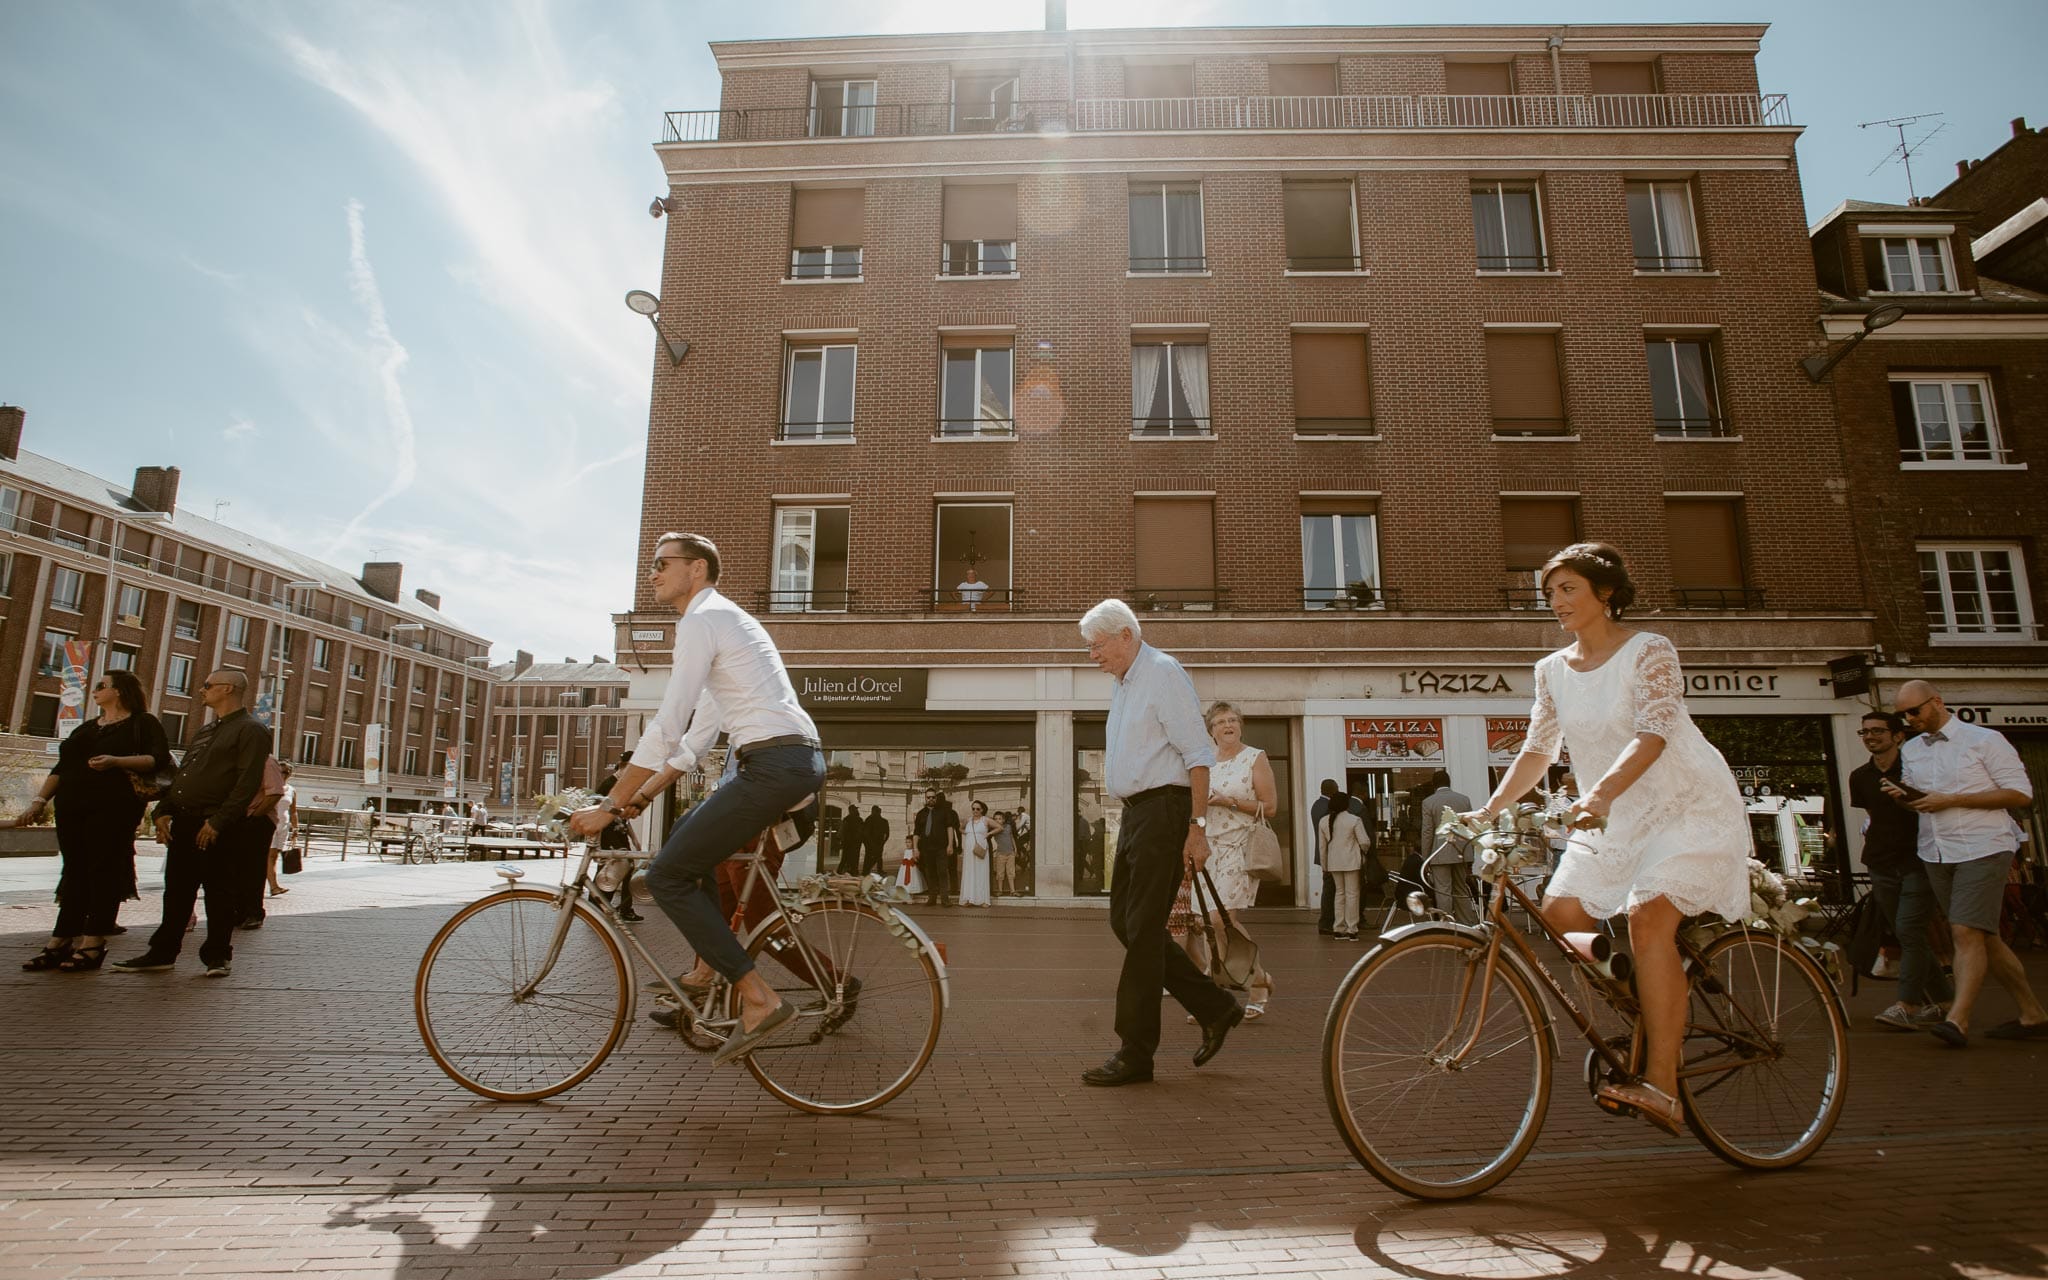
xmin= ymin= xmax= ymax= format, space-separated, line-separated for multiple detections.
xmin=1486 ymin=716 xmax=1571 ymax=769
xmin=1345 ymin=717 xmax=1444 ymax=765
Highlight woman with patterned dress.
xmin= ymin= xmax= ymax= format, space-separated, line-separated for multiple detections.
xmin=1183 ymin=701 xmax=1279 ymax=1017
xmin=1476 ymin=543 xmax=1750 ymax=1135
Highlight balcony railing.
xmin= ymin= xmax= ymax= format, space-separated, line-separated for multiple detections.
xmin=936 ymin=418 xmax=1015 ymax=438
xmin=754 ymin=588 xmax=859 ymax=614
xmin=926 ymin=588 xmax=1016 ymax=612
xmin=1129 ymin=587 xmax=1229 ymax=611
xmin=1500 ymin=586 xmax=1548 ymax=611
xmin=777 ymin=420 xmax=855 ymax=442
xmin=1636 ymin=254 xmax=1709 ymax=272
xmin=1493 ymin=418 xmax=1571 ymax=438
xmin=1303 ymin=586 xmax=1404 ymax=611
xmin=662 ymin=93 xmax=1791 ymax=143
xmin=1287 ymin=253 xmax=1363 ymax=271
xmin=1654 ymin=416 xmax=1733 ymax=439
xmin=1128 ymin=255 xmax=1208 ymax=274
xmin=1902 ymin=443 xmax=2019 ymax=465
xmin=1131 ymin=418 xmax=1213 ymax=439
xmin=1295 ymin=416 xmax=1376 ymax=437
xmin=941 ymin=242 xmax=1017 ymax=276
xmin=1675 ymin=587 xmax=1767 ymax=609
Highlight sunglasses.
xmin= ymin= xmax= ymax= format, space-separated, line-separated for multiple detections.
xmin=651 ymin=555 xmax=696 ymax=572
xmin=199 ymin=681 xmax=234 ymax=691
xmin=1897 ymin=698 xmax=1937 ymax=718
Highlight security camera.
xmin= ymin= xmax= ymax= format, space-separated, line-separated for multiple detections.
xmin=649 ymin=197 xmax=669 ymax=219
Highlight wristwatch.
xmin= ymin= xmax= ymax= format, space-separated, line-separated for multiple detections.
xmin=1189 ymin=816 xmax=1207 ymax=829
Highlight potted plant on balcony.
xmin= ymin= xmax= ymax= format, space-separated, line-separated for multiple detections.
xmin=1346 ymin=580 xmax=1379 ymax=609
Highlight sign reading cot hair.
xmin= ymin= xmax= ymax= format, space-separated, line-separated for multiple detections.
xmin=1345 ymin=718 xmax=1445 ymax=765
xmin=796 ymin=668 xmax=929 ymax=711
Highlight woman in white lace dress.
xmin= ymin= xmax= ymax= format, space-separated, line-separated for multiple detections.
xmin=1189 ymin=702 xmax=1279 ymax=1016
xmin=1476 ymin=543 xmax=1749 ymax=1135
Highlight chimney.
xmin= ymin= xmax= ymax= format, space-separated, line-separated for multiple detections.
xmin=0 ymin=405 xmax=23 ymax=461
xmin=1046 ymin=0 xmax=1065 ymax=31
xmin=2016 ymin=116 xmax=2030 ymax=138
xmin=414 ymin=587 xmax=442 ymax=611
xmin=361 ymin=561 xmax=403 ymax=603
xmin=132 ymin=465 xmax=182 ymax=515
xmin=1958 ymin=160 xmax=1971 ymax=179
xmin=514 ymin=649 xmax=534 ymax=675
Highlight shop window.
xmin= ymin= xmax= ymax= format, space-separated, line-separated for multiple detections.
xmin=1301 ymin=501 xmax=1381 ymax=609
xmin=939 ymin=339 xmax=1014 ymax=436
xmin=935 ymin=503 xmax=1012 ymax=612
xmin=1919 ymin=542 xmax=2035 ymax=642
xmin=789 ymin=186 xmax=865 ymax=278
xmin=782 ymin=344 xmax=857 ymax=440
xmin=941 ymin=183 xmax=1018 ymax=275
xmin=1283 ymin=181 xmax=1360 ymax=271
xmin=1472 ymin=181 xmax=1548 ymax=271
xmin=1128 ymin=183 xmax=1205 ymax=273
xmin=809 ymin=79 xmax=875 ymax=137
xmin=1863 ymin=234 xmax=1957 ymax=293
xmin=819 ymin=732 xmax=1034 ymax=890
xmin=1131 ymin=341 xmax=1210 ymax=436
xmin=1500 ymin=497 xmax=1579 ymax=608
xmin=1891 ymin=376 xmax=2009 ymax=465
xmin=1666 ymin=498 xmax=1752 ymax=608
xmin=1292 ymin=331 xmax=1372 ymax=436
xmin=1133 ymin=497 xmax=1217 ymax=609
xmin=1627 ymin=180 xmax=1704 ymax=271
xmin=1647 ymin=337 xmax=1726 ymax=437
xmin=1486 ymin=330 xmax=1567 ymax=435
xmin=950 ymin=74 xmax=1019 ymax=132
xmin=771 ymin=506 xmax=851 ymax=613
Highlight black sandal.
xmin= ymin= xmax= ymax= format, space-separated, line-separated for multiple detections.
xmin=22 ymin=946 xmax=69 ymax=972
xmin=56 ymin=945 xmax=107 ymax=972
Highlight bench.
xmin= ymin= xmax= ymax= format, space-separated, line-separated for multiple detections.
xmin=451 ymin=835 xmax=570 ymax=861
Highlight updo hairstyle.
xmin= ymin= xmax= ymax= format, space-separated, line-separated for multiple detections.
xmin=1538 ymin=542 xmax=1637 ymax=618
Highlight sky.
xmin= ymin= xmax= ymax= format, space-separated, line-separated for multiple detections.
xmin=2 ymin=0 xmax=2042 ymax=662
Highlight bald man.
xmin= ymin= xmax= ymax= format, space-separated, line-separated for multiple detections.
xmin=113 ymin=669 xmax=273 ymax=977
xmin=1888 ymin=680 xmax=2048 ymax=1045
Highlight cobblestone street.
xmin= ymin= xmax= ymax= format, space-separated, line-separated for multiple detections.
xmin=3 ymin=848 xmax=2045 ymax=1279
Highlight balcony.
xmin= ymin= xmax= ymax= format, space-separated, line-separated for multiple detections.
xmin=1675 ymin=587 xmax=1767 ymax=610
xmin=661 ymin=93 xmax=1791 ymax=143
xmin=1302 ymin=585 xmax=1404 ymax=611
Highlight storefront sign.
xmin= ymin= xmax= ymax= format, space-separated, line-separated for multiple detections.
xmin=1685 ymin=669 xmax=1782 ymax=698
xmin=1827 ymin=655 xmax=1872 ymax=698
xmin=309 ymin=792 xmax=341 ymax=808
xmin=1346 ymin=717 xmax=1445 ymax=764
xmin=796 ymin=668 xmax=928 ymax=711
xmin=1396 ymin=669 xmax=1516 ymax=695
xmin=1951 ymin=704 xmax=2048 ymax=729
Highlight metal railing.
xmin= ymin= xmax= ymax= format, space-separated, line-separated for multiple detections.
xmin=1675 ymin=587 xmax=1766 ymax=609
xmin=1500 ymin=586 xmax=1548 ymax=610
xmin=662 ymin=93 xmax=1790 ymax=143
xmin=1128 ymin=255 xmax=1208 ymax=273
xmin=1303 ymin=586 xmax=1404 ymax=610
xmin=1654 ymin=416 xmax=1733 ymax=439
xmin=1294 ymin=416 xmax=1376 ymax=437
xmin=1287 ymin=252 xmax=1363 ymax=271
xmin=940 ymin=242 xmax=1018 ymax=276
xmin=1902 ymin=443 xmax=2019 ymax=465
xmin=1128 ymin=587 xmax=1230 ymax=611
xmin=754 ymin=589 xmax=859 ymax=614
xmin=1493 ymin=418 xmax=1570 ymax=437
xmin=1636 ymin=254 xmax=1709 ymax=272
xmin=936 ymin=418 xmax=1016 ymax=438
xmin=1477 ymin=252 xmax=1551 ymax=272
xmin=1131 ymin=417 xmax=1213 ymax=438
xmin=776 ymin=420 xmax=856 ymax=441
xmin=926 ymin=587 xmax=1016 ymax=612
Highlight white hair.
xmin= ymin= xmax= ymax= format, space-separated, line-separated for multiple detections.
xmin=1079 ymin=598 xmax=1141 ymax=642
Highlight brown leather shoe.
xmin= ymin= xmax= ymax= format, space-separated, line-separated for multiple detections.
xmin=1194 ymin=1003 xmax=1244 ymax=1067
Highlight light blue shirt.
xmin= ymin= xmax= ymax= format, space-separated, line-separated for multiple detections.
xmin=1900 ymin=716 xmax=2032 ymax=864
xmin=1104 ymin=642 xmax=1216 ymax=800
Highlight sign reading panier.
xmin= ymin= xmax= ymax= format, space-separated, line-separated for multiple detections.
xmin=1345 ymin=717 xmax=1445 ymax=765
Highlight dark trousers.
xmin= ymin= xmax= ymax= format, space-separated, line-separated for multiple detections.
xmin=1318 ymin=869 xmax=1336 ymax=932
xmin=919 ymin=840 xmax=955 ymax=902
xmin=861 ymin=839 xmax=884 ymax=876
xmin=241 ymin=817 xmax=277 ymax=922
xmin=1109 ymin=787 xmax=1237 ymax=1066
xmin=1869 ymin=862 xmax=1954 ymax=1008
xmin=150 ymin=815 xmax=262 ymax=967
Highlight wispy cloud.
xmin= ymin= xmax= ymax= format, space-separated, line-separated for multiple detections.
xmin=323 ymin=198 xmax=418 ymax=556
xmin=221 ymin=415 xmax=258 ymax=442
xmin=181 ymin=251 xmax=244 ymax=286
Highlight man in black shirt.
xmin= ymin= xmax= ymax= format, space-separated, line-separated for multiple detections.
xmin=914 ymin=790 xmax=960 ymax=906
xmin=113 ymin=669 xmax=273 ymax=977
xmin=1849 ymin=709 xmax=1953 ymax=1030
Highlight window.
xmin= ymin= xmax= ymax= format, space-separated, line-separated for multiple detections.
xmin=271 ymin=627 xmax=294 ymax=662
xmin=348 ymin=660 xmax=366 ymax=680
xmin=52 ymin=507 xmax=90 ymax=550
xmin=1291 ymin=332 xmax=1373 ymax=436
xmin=782 ymin=344 xmax=857 ymax=440
xmin=27 ymin=694 xmax=59 ymax=738
xmin=542 ymin=748 xmax=560 ymax=769
xmin=308 ymin=684 xmax=329 ymax=717
xmin=344 ymin=691 xmax=362 ymax=722
xmin=1865 ymin=236 xmax=1956 ymax=293
xmin=348 ymin=609 xmax=366 ymax=633
xmin=951 ymin=73 xmax=1019 ymax=132
xmin=1627 ymin=181 xmax=1704 ymax=271
xmin=0 ymin=486 xmax=17 ymax=531
xmin=935 ymin=503 xmax=1012 ymax=611
xmin=1921 ymin=544 xmax=2035 ymax=641
xmin=1589 ymin=61 xmax=1665 ymax=125
xmin=1282 ymin=180 xmax=1359 ymax=271
xmin=109 ymin=644 xmax=140 ymax=672
xmin=175 ymin=600 xmax=202 ymax=640
xmin=940 ymin=341 xmax=1014 ymax=436
xmin=1301 ymin=502 xmax=1382 ymax=609
xmin=413 ymin=670 xmax=427 ymax=694
xmin=1133 ymin=497 xmax=1217 ymax=609
xmin=50 ymin=567 xmax=84 ymax=611
xmin=161 ymin=711 xmax=187 ymax=746
xmin=114 ymin=584 xmax=145 ymax=622
xmin=1128 ymin=183 xmax=1204 ymax=273
xmin=313 ymin=636 xmax=332 ymax=670
xmin=39 ymin=630 xmax=76 ymax=676
xmin=771 ymin=507 xmax=851 ymax=613
xmin=1666 ymin=499 xmax=1751 ymax=607
xmin=1486 ymin=331 xmax=1567 ymax=435
xmin=338 ymin=736 xmax=358 ymax=769
xmin=1443 ymin=62 xmax=1516 ymax=125
xmin=1646 ymin=337 xmax=1726 ymax=437
xmin=0 ymin=551 xmax=11 ymax=595
xmin=1891 ymin=377 xmax=2009 ymax=465
xmin=789 ymin=187 xmax=864 ymax=278
xmin=1125 ymin=63 xmax=1195 ymax=99
xmin=406 ymin=706 xmax=424 ymax=735
xmin=810 ymin=78 xmax=876 ymax=137
xmin=940 ymin=184 xmax=1017 ymax=275
xmin=1132 ymin=342 xmax=1211 ymax=437
xmin=225 ymin=614 xmax=249 ymax=651
xmin=300 ymin=732 xmax=321 ymax=764
xmin=1472 ymin=181 xmax=1548 ymax=271
xmin=168 ymin=654 xmax=195 ymax=694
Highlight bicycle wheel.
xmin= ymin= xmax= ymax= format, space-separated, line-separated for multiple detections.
xmin=740 ymin=900 xmax=943 ymax=1114
xmin=1680 ymin=929 xmax=1847 ymax=1170
xmin=1323 ymin=931 xmax=1552 ymax=1200
xmin=415 ymin=888 xmax=630 ymax=1101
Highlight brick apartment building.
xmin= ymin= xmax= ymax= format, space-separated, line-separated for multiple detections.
xmin=618 ymin=20 xmax=1876 ymax=902
xmin=0 ymin=407 xmax=495 ymax=815
xmin=481 ymin=653 xmax=633 ymax=805
xmin=1808 ymin=115 xmax=2048 ymax=845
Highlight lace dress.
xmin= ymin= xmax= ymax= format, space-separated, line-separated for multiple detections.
xmin=1202 ymin=746 xmax=1266 ymax=911
xmin=1530 ymin=632 xmax=1751 ymax=922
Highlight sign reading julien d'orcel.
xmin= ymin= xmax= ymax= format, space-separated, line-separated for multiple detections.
xmin=795 ymin=668 xmax=929 ymax=711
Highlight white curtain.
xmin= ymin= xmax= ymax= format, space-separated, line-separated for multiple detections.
xmin=1131 ymin=345 xmax=1166 ymax=426
xmin=1166 ymin=187 xmax=1204 ymax=269
xmin=1128 ymin=188 xmax=1165 ymax=267
xmin=1654 ymin=184 xmax=1698 ymax=262
xmin=1472 ymin=186 xmax=1508 ymax=265
xmin=1173 ymin=345 xmax=1210 ymax=429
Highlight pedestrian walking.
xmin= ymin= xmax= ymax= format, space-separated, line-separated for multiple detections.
xmin=264 ymin=762 xmax=297 ymax=900
xmin=1193 ymin=701 xmax=1278 ymax=1013
xmin=1850 ymin=710 xmax=1953 ymax=1031
xmin=1418 ymin=770 xmax=1476 ymax=923
xmin=1310 ymin=778 xmax=1363 ymax=936
xmin=239 ymin=755 xmax=288 ymax=928
xmin=1077 ymin=598 xmax=1242 ymax=1087
xmin=861 ymin=804 xmax=889 ymax=876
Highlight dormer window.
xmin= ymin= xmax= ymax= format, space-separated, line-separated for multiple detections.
xmin=1861 ymin=227 xmax=1959 ymax=293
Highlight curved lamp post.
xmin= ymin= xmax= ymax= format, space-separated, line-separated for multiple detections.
xmin=1799 ymin=303 xmax=1907 ymax=384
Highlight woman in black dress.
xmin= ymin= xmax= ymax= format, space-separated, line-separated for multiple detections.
xmin=14 ymin=669 xmax=171 ymax=972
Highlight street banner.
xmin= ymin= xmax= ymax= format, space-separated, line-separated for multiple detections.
xmin=55 ymin=639 xmax=93 ymax=739
xmin=253 ymin=689 xmax=276 ymax=728
xmin=443 ymin=747 xmax=458 ymax=799
xmin=1345 ymin=717 xmax=1444 ymax=765
xmin=498 ymin=760 xmax=514 ymax=805
xmin=363 ymin=724 xmax=383 ymax=787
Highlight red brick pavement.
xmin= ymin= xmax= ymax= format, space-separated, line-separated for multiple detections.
xmin=1 ymin=849 xmax=2044 ymax=1278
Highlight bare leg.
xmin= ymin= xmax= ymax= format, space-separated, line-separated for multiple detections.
xmin=266 ymin=848 xmax=284 ymax=894
xmin=1983 ymin=933 xmax=2048 ymax=1025
xmin=733 ymin=970 xmax=786 ymax=1031
xmin=1627 ymin=897 xmax=1685 ymax=1097
xmin=1940 ymin=924 xmax=2045 ymax=1032
xmin=1539 ymin=894 xmax=1599 ymax=935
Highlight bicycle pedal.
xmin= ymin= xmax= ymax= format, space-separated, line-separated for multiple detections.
xmin=1595 ymin=1097 xmax=1633 ymax=1117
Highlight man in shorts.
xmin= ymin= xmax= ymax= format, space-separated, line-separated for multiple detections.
xmin=1891 ymin=680 xmax=2048 ymax=1046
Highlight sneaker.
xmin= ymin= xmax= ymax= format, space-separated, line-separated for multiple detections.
xmin=1870 ymin=954 xmax=1899 ymax=979
xmin=1907 ymin=1004 xmax=1950 ymax=1027
xmin=111 ymin=953 xmax=177 ymax=973
xmin=203 ymin=963 xmax=231 ymax=978
xmin=1875 ymin=1002 xmax=1922 ymax=1031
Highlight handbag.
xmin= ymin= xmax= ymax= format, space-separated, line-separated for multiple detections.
xmin=129 ymin=768 xmax=176 ymax=801
xmin=1190 ymin=867 xmax=1263 ymax=991
xmin=1244 ymin=803 xmax=1285 ymax=883
xmin=282 ymin=847 xmax=304 ymax=875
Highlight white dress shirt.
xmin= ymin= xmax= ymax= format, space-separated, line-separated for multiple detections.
xmin=1103 ymin=642 xmax=1216 ymax=800
xmin=1900 ymin=716 xmax=2032 ymax=864
xmin=630 ymin=588 xmax=816 ymax=773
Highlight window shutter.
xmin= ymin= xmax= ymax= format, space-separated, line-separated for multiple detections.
xmin=1126 ymin=63 xmax=1195 ymax=98
xmin=791 ymin=187 xmax=865 ymax=246
xmin=1444 ymin=62 xmax=1513 ymax=95
xmin=941 ymin=184 xmax=1018 ymax=242
xmin=1485 ymin=332 xmax=1565 ymax=429
xmin=1134 ymin=499 xmax=1214 ymax=589
xmin=1666 ymin=500 xmax=1745 ymax=588
xmin=1291 ymin=333 xmax=1371 ymax=424
xmin=1500 ymin=499 xmax=1578 ymax=571
xmin=1300 ymin=497 xmax=1378 ymax=516
xmin=1282 ymin=182 xmax=1355 ymax=266
xmin=1589 ymin=61 xmax=1658 ymax=94
xmin=1269 ymin=62 xmax=1337 ymax=95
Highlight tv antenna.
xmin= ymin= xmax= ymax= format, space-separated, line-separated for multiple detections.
xmin=1860 ymin=112 xmax=1947 ymax=203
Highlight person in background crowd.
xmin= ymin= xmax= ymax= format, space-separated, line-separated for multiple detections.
xmin=1418 ymin=770 xmax=1477 ymax=924
xmin=989 ymin=809 xmax=1020 ymax=897
xmin=15 ymin=670 xmax=171 ymax=973
xmin=471 ymin=798 xmax=489 ymax=835
xmin=959 ymin=799 xmax=993 ymax=906
xmin=914 ymin=789 xmax=960 ymax=907
xmin=1319 ymin=792 xmax=1370 ymax=942
xmin=114 ymin=669 xmax=273 ymax=978
xmin=1193 ymin=701 xmax=1278 ymax=1015
xmin=1851 ymin=710 xmax=1953 ymax=1031
xmin=264 ymin=762 xmax=297 ymax=899
xmin=836 ymin=804 xmax=867 ymax=875
xmin=957 ymin=565 xmax=989 ymax=612
xmin=1891 ymin=680 xmax=2048 ymax=1046
xmin=862 ymin=804 xmax=889 ymax=876
xmin=240 ymin=756 xmax=287 ymax=929
xmin=1310 ymin=779 xmax=1364 ymax=937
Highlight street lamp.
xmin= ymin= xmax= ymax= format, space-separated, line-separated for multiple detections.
xmin=1798 ymin=304 xmax=1907 ymax=384
xmin=624 ymin=290 xmax=690 ymax=366
xmin=380 ymin=622 xmax=426 ymax=817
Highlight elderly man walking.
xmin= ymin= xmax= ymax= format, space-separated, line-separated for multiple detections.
xmin=1078 ymin=599 xmax=1242 ymax=1086
xmin=1889 ymin=679 xmax=2048 ymax=1046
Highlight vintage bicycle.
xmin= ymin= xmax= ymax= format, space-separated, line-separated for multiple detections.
xmin=414 ymin=813 xmax=948 ymax=1114
xmin=1323 ymin=803 xmax=1849 ymax=1200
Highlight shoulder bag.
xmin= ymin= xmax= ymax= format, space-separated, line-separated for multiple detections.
xmin=1244 ymin=802 xmax=1286 ymax=883
xmin=1190 ymin=867 xmax=1263 ymax=991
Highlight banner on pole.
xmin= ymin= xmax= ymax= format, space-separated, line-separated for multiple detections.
xmin=498 ymin=760 xmax=514 ymax=806
xmin=443 ymin=747 xmax=458 ymax=799
xmin=55 ymin=640 xmax=93 ymax=740
xmin=363 ymin=724 xmax=384 ymax=787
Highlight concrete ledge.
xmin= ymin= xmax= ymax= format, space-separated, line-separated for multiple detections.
xmin=0 ymin=828 xmax=60 ymax=857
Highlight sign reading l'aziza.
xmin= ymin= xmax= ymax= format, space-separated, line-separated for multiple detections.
xmin=1397 ymin=669 xmax=1517 ymax=695
xmin=795 ymin=668 xmax=928 ymax=711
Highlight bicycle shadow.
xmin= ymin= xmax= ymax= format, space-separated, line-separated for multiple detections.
xmin=326 ymin=1187 xmax=712 ymax=1277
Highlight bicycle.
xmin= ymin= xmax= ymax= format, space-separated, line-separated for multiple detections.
xmin=414 ymin=816 xmax=949 ymax=1113
xmin=1322 ymin=807 xmax=1849 ymax=1200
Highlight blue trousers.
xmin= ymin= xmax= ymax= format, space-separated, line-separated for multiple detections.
xmin=644 ymin=744 xmax=824 ymax=980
